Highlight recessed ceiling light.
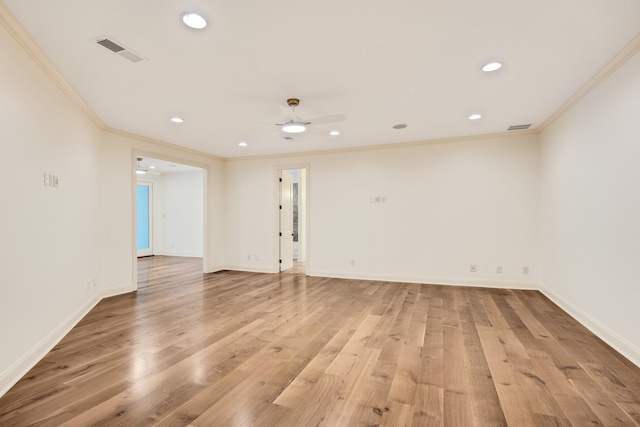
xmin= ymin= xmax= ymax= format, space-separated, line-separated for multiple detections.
xmin=149 ymin=166 xmax=156 ymax=169
xmin=238 ymin=141 xmax=248 ymax=147
xmin=182 ymin=13 xmax=207 ymax=29
xmin=392 ymin=124 xmax=407 ymax=129
xmin=482 ymin=62 xmax=502 ymax=72
xmin=329 ymin=130 xmax=340 ymax=136
xmin=170 ymin=117 xmax=184 ymax=123
xmin=468 ymin=114 xmax=482 ymax=120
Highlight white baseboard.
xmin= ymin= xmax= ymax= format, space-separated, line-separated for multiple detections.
xmin=307 ymin=270 xmax=539 ymax=290
xmin=0 ymin=294 xmax=102 ymax=398
xmin=539 ymin=284 xmax=640 ymax=368
xmin=3 ymin=272 xmax=636 ymax=402
xmin=155 ymin=252 xmax=203 ymax=258
xmin=204 ymin=264 xmax=226 ymax=274
xmin=223 ymin=264 xmax=278 ymax=274
xmin=100 ymin=285 xmax=136 ymax=299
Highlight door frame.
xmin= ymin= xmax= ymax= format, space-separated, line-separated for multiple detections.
xmin=274 ymin=164 xmax=310 ymax=274
xmin=132 ymin=151 xmax=210 ymax=290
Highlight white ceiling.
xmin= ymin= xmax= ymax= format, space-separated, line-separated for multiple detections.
xmin=4 ymin=0 xmax=640 ymax=158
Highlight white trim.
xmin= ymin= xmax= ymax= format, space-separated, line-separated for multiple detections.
xmin=155 ymin=252 xmax=203 ymax=258
xmin=274 ymin=164 xmax=311 ymax=275
xmin=224 ymin=265 xmax=278 ymax=274
xmin=204 ymin=265 xmax=226 ymax=274
xmin=131 ymin=150 xmax=210 ymax=287
xmin=0 ymin=2 xmax=104 ymax=128
xmin=539 ymin=32 xmax=640 ymax=131
xmin=0 ymin=294 xmax=101 ymax=397
xmin=100 ymin=286 xmax=136 ymax=299
xmin=540 ymin=283 xmax=640 ymax=368
xmin=2 ymin=273 xmax=637 ymax=399
xmin=307 ymin=270 xmax=538 ymax=290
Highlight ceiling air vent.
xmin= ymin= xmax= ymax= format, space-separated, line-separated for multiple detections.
xmin=96 ymin=38 xmax=144 ymax=63
xmin=508 ymin=124 xmax=532 ymax=131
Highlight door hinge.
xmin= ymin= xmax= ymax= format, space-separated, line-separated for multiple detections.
xmin=279 ymin=177 xmax=282 ymax=182
xmin=279 ymin=259 xmax=282 ymax=264
xmin=279 ymin=232 xmax=282 ymax=236
xmin=279 ymin=205 xmax=282 ymax=209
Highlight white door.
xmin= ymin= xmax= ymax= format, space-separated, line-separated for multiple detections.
xmin=279 ymin=170 xmax=294 ymax=271
xmin=136 ymin=182 xmax=153 ymax=257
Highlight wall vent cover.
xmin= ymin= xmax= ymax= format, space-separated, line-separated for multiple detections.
xmin=508 ymin=124 xmax=532 ymax=131
xmin=96 ymin=38 xmax=145 ymax=63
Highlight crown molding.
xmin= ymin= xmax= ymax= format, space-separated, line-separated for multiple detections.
xmin=225 ymin=129 xmax=540 ymax=162
xmin=8 ymin=0 xmax=635 ymax=162
xmin=0 ymin=2 xmax=104 ymax=129
xmin=539 ymin=32 xmax=640 ymax=131
xmin=105 ymin=127 xmax=224 ymax=161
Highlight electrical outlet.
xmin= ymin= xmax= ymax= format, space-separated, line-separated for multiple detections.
xmin=351 ymin=260 xmax=356 ymax=267
xmin=523 ymin=266 xmax=529 ymax=274
xmin=470 ymin=264 xmax=477 ymax=273
xmin=497 ymin=266 xmax=502 ymax=274
xmin=247 ymin=254 xmax=251 ymax=261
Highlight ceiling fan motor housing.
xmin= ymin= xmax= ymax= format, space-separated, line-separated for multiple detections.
xmin=287 ymin=98 xmax=300 ymax=107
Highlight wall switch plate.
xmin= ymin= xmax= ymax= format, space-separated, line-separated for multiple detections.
xmin=497 ymin=266 xmax=502 ymax=274
xmin=470 ymin=264 xmax=477 ymax=272
xmin=523 ymin=266 xmax=529 ymax=274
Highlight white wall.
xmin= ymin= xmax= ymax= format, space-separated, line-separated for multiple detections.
xmin=158 ymin=170 xmax=204 ymax=257
xmin=0 ymin=8 xmax=226 ymax=395
xmin=224 ymin=134 xmax=540 ymax=288
xmin=2 ymin=0 xmax=637 ymax=398
xmin=539 ymin=49 xmax=640 ymax=366
xmin=0 ymin=20 xmax=101 ymax=395
xmin=98 ymin=132 xmax=225 ymax=297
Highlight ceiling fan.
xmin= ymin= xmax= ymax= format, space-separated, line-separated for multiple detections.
xmin=276 ymin=98 xmax=345 ymax=135
xmin=136 ymin=157 xmax=161 ymax=176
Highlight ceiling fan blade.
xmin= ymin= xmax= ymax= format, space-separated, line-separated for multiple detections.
xmin=308 ymin=114 xmax=346 ymax=125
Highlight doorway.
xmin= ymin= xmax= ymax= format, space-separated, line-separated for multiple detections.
xmin=278 ymin=167 xmax=308 ymax=273
xmin=136 ymin=182 xmax=153 ymax=257
xmin=134 ymin=155 xmax=207 ymax=286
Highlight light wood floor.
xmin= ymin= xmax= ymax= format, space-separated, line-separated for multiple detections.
xmin=1 ymin=256 xmax=638 ymax=426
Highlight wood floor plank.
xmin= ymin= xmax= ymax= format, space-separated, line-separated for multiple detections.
xmin=0 ymin=256 xmax=639 ymax=426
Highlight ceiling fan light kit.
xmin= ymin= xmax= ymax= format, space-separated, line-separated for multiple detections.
xmin=275 ymin=98 xmax=345 ymax=136
xmin=282 ymin=122 xmax=307 ymax=133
